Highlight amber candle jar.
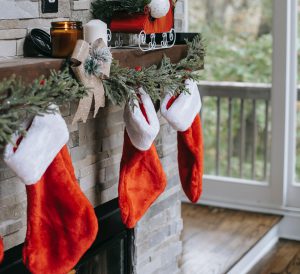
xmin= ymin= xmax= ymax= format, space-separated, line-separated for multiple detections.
xmin=51 ymin=21 xmax=83 ymax=58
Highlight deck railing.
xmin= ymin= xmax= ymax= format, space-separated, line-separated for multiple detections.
xmin=199 ymin=81 xmax=272 ymax=182
xmin=200 ymin=81 xmax=300 ymax=182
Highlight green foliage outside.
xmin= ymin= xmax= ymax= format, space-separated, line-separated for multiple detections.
xmin=196 ymin=25 xmax=272 ymax=84
xmin=188 ymin=0 xmax=300 ymax=181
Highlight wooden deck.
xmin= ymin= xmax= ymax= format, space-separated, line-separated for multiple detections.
xmin=180 ymin=203 xmax=282 ymax=274
xmin=248 ymin=239 xmax=300 ymax=274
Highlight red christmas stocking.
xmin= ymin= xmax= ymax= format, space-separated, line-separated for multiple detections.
xmin=4 ymin=110 xmax=98 ymax=274
xmin=119 ymin=89 xmax=167 ymax=228
xmin=0 ymin=237 xmax=3 ymax=263
xmin=161 ymin=79 xmax=203 ymax=202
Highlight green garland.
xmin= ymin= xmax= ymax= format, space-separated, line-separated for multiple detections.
xmin=91 ymin=0 xmax=151 ymax=23
xmin=0 ymin=35 xmax=204 ymax=149
xmin=0 ymin=70 xmax=87 ymax=149
xmin=104 ymin=35 xmax=205 ymax=107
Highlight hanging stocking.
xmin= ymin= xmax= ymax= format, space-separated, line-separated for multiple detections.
xmin=4 ymin=109 xmax=98 ymax=274
xmin=0 ymin=237 xmax=3 ymax=263
xmin=161 ymin=79 xmax=203 ymax=203
xmin=119 ymin=89 xmax=167 ymax=228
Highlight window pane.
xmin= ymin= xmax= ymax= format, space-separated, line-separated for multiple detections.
xmin=188 ymin=0 xmax=272 ymax=181
xmin=188 ymin=0 xmax=272 ymax=83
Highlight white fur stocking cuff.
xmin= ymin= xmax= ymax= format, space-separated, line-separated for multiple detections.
xmin=161 ymin=79 xmax=202 ymax=132
xmin=4 ymin=109 xmax=69 ymax=185
xmin=124 ymin=88 xmax=160 ymax=151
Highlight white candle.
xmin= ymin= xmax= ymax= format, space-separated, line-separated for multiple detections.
xmin=84 ymin=20 xmax=108 ymax=45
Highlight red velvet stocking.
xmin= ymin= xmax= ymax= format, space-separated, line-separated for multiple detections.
xmin=23 ymin=145 xmax=98 ymax=274
xmin=119 ymin=131 xmax=167 ymax=228
xmin=0 ymin=237 xmax=3 ymax=263
xmin=178 ymin=115 xmax=203 ymax=202
xmin=164 ymin=82 xmax=203 ymax=203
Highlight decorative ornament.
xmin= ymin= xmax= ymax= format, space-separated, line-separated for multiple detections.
xmin=148 ymin=0 xmax=170 ymax=18
xmin=84 ymin=46 xmax=112 ymax=76
xmin=71 ymin=38 xmax=112 ymax=124
xmin=106 ymin=0 xmax=175 ymax=51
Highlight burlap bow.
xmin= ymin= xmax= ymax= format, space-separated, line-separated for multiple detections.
xmin=71 ymin=38 xmax=112 ymax=124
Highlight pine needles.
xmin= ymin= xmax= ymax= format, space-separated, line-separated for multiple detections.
xmin=0 ymin=35 xmax=205 ymax=148
xmin=91 ymin=0 xmax=151 ymax=23
xmin=0 ymin=69 xmax=87 ymax=148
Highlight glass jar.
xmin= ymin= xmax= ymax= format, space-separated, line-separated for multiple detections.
xmin=50 ymin=21 xmax=83 ymax=58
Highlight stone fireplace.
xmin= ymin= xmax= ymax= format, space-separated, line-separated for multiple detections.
xmin=0 ymin=1 xmax=187 ymax=272
xmin=1 ymin=198 xmax=135 ymax=274
xmin=0 ymin=101 xmax=183 ymax=273
xmin=0 ymin=198 xmax=134 ymax=274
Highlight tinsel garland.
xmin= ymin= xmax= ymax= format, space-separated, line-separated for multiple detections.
xmin=0 ymin=35 xmax=204 ymax=149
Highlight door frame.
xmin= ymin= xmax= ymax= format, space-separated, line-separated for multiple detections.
xmin=191 ymin=0 xmax=299 ymax=211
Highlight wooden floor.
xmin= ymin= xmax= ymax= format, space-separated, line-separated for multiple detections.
xmin=180 ymin=203 xmax=282 ymax=274
xmin=248 ymin=239 xmax=300 ymax=274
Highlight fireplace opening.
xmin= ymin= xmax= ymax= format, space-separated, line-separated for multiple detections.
xmin=0 ymin=198 xmax=134 ymax=274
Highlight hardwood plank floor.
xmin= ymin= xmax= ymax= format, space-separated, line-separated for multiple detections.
xmin=248 ymin=239 xmax=300 ymax=274
xmin=180 ymin=203 xmax=282 ymax=274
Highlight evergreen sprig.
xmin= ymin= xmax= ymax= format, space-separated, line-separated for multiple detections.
xmin=104 ymin=34 xmax=205 ymax=107
xmin=0 ymin=35 xmax=204 ymax=148
xmin=91 ymin=0 xmax=151 ymax=23
xmin=0 ymin=69 xmax=87 ymax=148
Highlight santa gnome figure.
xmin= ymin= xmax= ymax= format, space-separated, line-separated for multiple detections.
xmin=3 ymin=107 xmax=98 ymax=274
xmin=161 ymin=79 xmax=203 ymax=203
xmin=118 ymin=88 xmax=167 ymax=228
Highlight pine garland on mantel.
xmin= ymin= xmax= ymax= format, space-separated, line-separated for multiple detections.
xmin=0 ymin=35 xmax=205 ymax=149
xmin=104 ymin=35 xmax=205 ymax=107
xmin=0 ymin=70 xmax=87 ymax=149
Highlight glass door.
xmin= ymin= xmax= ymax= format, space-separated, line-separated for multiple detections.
xmin=285 ymin=0 xmax=300 ymax=208
xmin=187 ymin=0 xmax=298 ymax=210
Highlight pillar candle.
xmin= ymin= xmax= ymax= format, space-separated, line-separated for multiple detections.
xmin=84 ymin=20 xmax=108 ymax=45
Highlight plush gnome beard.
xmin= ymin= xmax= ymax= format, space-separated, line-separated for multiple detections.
xmin=148 ymin=0 xmax=170 ymax=18
xmin=161 ymin=79 xmax=203 ymax=203
xmin=4 ymin=110 xmax=98 ymax=274
xmin=119 ymin=89 xmax=167 ymax=228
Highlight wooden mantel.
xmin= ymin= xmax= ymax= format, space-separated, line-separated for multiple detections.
xmin=0 ymin=45 xmax=188 ymax=83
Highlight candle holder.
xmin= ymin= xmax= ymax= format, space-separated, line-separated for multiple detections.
xmin=51 ymin=21 xmax=83 ymax=58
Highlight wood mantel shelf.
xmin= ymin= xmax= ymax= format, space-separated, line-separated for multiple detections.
xmin=0 ymin=45 xmax=188 ymax=83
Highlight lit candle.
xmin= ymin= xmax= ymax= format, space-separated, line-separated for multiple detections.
xmin=50 ymin=21 xmax=83 ymax=58
xmin=84 ymin=20 xmax=108 ymax=45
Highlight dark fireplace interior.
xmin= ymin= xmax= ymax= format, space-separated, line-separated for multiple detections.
xmin=0 ymin=199 xmax=134 ymax=274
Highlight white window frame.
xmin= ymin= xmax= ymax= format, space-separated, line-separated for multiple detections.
xmin=283 ymin=0 xmax=300 ymax=208
xmin=187 ymin=0 xmax=300 ymax=212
